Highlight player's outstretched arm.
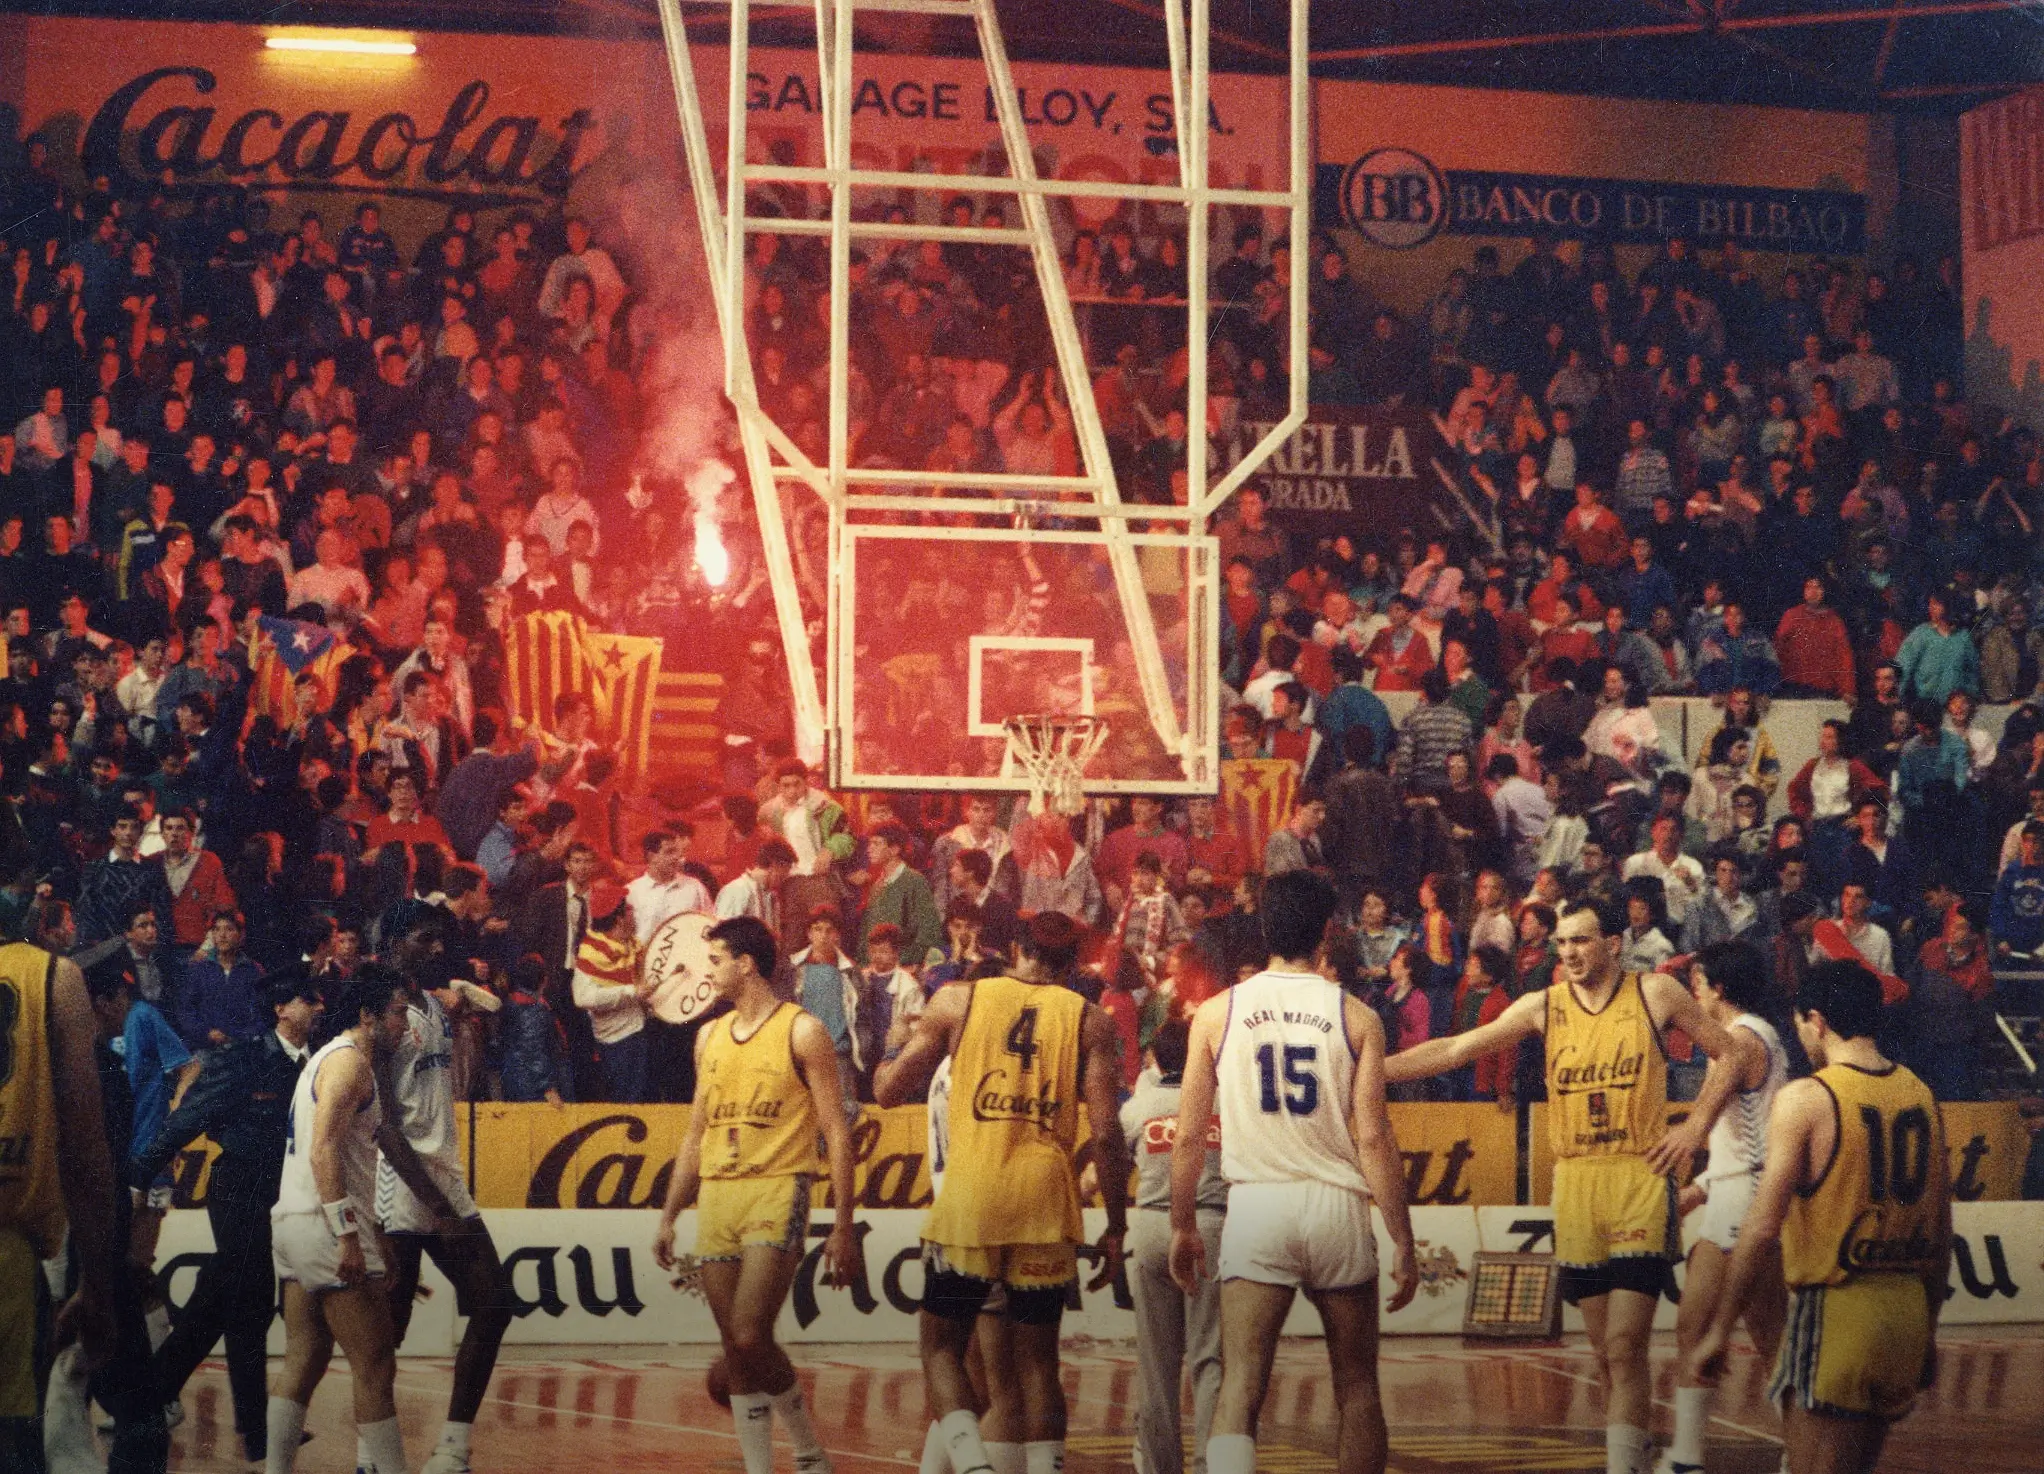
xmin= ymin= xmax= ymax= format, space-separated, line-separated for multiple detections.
xmin=1645 ymin=1018 xmax=1765 ymax=1176
xmin=1345 ymin=995 xmax=1418 ymax=1313
xmin=872 ymin=982 xmax=966 ymax=1107
xmin=654 ymin=1027 xmax=714 ymax=1270
xmin=50 ymin=957 xmax=119 ymax=1364
xmin=1168 ymin=994 xmax=1224 ymax=1294
xmin=1081 ymin=1001 xmax=1131 ymax=1289
xmin=793 ymin=1012 xmax=864 ymax=1289
xmin=1685 ymin=1078 xmax=1823 ymax=1384
xmin=1381 ymin=988 xmax=1545 ymax=1084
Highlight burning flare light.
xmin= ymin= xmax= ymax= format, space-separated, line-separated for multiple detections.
xmin=686 ymin=460 xmax=736 ymax=588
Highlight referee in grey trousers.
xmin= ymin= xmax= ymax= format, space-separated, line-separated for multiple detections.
xmin=1120 ymin=1019 xmax=1228 ymax=1474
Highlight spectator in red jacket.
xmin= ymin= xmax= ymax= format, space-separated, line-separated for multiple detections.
xmin=1774 ymin=574 xmax=1856 ymax=698
xmin=1557 ymin=482 xmax=1628 ymax=573
xmin=1364 ymin=594 xmax=1434 ymax=692
xmin=159 ymin=807 xmax=236 ymax=950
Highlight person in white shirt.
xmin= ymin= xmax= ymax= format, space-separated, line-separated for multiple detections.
xmin=1622 ymin=816 xmax=1707 ymax=929
xmin=287 ymin=529 xmax=371 ymax=616
xmin=524 ymin=458 xmax=600 ymax=556
xmin=714 ymin=839 xmax=796 ymax=934
xmin=1648 ymin=940 xmax=1790 ymax=1474
xmin=1169 ymin=870 xmax=1417 ymax=1474
xmin=117 ymin=634 xmax=171 ymax=746
xmin=265 ymin=970 xmax=411 ymax=1474
xmin=1943 ymin=690 xmax=1996 ymax=780
xmin=625 ymin=826 xmax=712 ymax=944
xmin=1487 ymin=753 xmax=1553 ymax=888
xmin=1823 ymin=882 xmax=1895 ymax=977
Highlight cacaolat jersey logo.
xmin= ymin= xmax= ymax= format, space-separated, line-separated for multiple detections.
xmin=1340 ymin=148 xmax=1446 ymax=249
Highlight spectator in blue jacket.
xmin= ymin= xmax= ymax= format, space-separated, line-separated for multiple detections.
xmin=1693 ymin=601 xmax=1780 ymax=695
xmin=1894 ymin=591 xmax=1980 ymax=706
xmin=1991 ymin=822 xmax=2044 ymax=960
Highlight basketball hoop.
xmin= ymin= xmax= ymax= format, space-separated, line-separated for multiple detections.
xmin=1001 ymin=713 xmax=1109 ymax=816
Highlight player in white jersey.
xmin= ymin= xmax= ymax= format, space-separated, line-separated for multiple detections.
xmin=1170 ymin=870 xmax=1417 ymax=1474
xmin=1644 ymin=940 xmax=1791 ymax=1474
xmin=265 ymin=968 xmax=411 ymax=1474
xmin=907 ymin=965 xmax=1026 ymax=1474
xmin=368 ymin=915 xmax=518 ymax=1474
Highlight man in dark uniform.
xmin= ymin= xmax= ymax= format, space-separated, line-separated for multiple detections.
xmin=129 ymin=971 xmax=323 ymax=1464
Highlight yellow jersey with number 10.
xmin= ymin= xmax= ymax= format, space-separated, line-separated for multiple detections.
xmin=696 ymin=1003 xmax=823 ymax=1181
xmin=1784 ymin=1061 xmax=1946 ymax=1288
xmin=1546 ymin=970 xmax=1668 ymax=1160
xmin=924 ymin=978 xmax=1085 ymax=1250
xmin=0 ymin=943 xmax=63 ymax=1259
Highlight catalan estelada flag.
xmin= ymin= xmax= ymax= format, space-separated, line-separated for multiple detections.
xmin=248 ymin=615 xmax=352 ymax=722
xmin=500 ymin=611 xmax=665 ymax=780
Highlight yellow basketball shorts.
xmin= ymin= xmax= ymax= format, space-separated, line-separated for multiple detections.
xmin=921 ymin=1241 xmax=1078 ymax=1326
xmin=0 ymin=1228 xmax=37 ymax=1419
xmin=922 ymin=1241 xmax=1078 ymax=1291
xmin=1552 ymin=1154 xmax=1678 ymax=1270
xmin=1770 ymin=1276 xmax=1933 ymax=1423
xmin=695 ymin=1174 xmax=813 ymax=1262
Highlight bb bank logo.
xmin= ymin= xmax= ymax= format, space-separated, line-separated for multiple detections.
xmin=1340 ymin=148 xmax=1446 ymax=249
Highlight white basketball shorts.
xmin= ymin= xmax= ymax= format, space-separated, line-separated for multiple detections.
xmin=271 ymin=1210 xmax=388 ymax=1292
xmin=1217 ymin=1179 xmax=1378 ymax=1292
xmin=1696 ymin=1170 xmax=1759 ymax=1252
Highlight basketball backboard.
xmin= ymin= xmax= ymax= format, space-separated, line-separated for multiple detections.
xmin=839 ymin=523 xmax=1217 ymax=794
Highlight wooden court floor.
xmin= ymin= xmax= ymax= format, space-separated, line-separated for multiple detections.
xmin=159 ymin=1329 xmax=2042 ymax=1474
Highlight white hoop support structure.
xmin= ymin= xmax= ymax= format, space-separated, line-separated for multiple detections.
xmin=1001 ymin=714 xmax=1110 ymax=817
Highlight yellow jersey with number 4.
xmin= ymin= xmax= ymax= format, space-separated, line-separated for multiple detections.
xmin=1546 ymin=971 xmax=1667 ymax=1160
xmin=0 ymin=943 xmax=63 ymax=1259
xmin=696 ymin=1003 xmax=822 ymax=1181
xmin=924 ymin=978 xmax=1085 ymax=1249
xmin=1784 ymin=1061 xmax=1946 ymax=1289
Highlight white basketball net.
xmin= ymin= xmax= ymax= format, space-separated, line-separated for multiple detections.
xmin=1001 ymin=714 xmax=1109 ymax=817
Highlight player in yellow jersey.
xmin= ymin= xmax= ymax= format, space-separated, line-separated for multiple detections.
xmin=0 ymin=937 xmax=120 ymax=1467
xmin=1385 ymin=898 xmax=1739 ymax=1474
xmin=1688 ymin=961 xmax=1952 ymax=1474
xmin=874 ymin=911 xmax=1129 ymax=1474
xmin=654 ymin=915 xmax=861 ymax=1474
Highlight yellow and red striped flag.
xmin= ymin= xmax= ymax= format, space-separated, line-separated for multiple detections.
xmin=501 ymin=611 xmax=664 ymax=781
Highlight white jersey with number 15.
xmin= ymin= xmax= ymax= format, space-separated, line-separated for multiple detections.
xmin=1213 ymin=969 xmax=1368 ymax=1195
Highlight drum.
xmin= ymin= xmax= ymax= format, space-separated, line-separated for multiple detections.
xmin=642 ymin=910 xmax=719 ymax=1024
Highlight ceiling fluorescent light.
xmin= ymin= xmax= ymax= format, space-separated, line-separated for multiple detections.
xmin=265 ymin=36 xmax=417 ymax=56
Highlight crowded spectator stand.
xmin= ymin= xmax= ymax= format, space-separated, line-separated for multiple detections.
xmin=1 ymin=107 xmax=2041 ymax=1137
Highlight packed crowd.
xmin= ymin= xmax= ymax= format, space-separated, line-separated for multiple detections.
xmin=1 ymin=132 xmax=2040 ymax=1119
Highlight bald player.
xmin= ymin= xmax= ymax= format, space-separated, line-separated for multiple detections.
xmin=1385 ymin=897 xmax=1738 ymax=1474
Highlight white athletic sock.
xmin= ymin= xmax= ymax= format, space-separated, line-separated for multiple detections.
xmin=772 ymin=1384 xmax=826 ymax=1458
xmin=438 ymin=1422 xmax=473 ymax=1460
xmin=360 ymin=1415 xmax=407 ymax=1474
xmin=1022 ymin=1441 xmax=1063 ymax=1474
xmin=1206 ymin=1433 xmax=1256 ymax=1474
xmin=920 ymin=1423 xmax=951 ymax=1474
xmin=732 ymin=1393 xmax=777 ymax=1474
xmin=1669 ymin=1385 xmax=1709 ymax=1469
xmin=264 ymin=1399 xmax=307 ymax=1474
xmin=987 ymin=1443 xmax=1026 ymax=1474
xmin=1605 ymin=1422 xmax=1650 ymax=1474
xmin=357 ymin=1434 xmax=373 ymax=1472
xmin=939 ymin=1408 xmax=994 ymax=1474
